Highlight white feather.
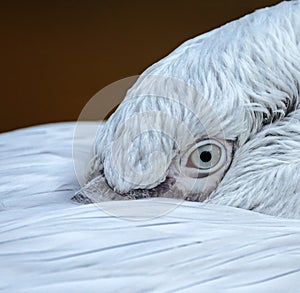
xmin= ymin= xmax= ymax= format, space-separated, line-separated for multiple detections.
xmin=1 ymin=122 xmax=300 ymax=292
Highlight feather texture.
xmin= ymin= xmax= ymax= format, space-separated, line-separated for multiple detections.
xmin=1 ymin=123 xmax=300 ymax=292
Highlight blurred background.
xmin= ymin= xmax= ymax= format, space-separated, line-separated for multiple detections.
xmin=0 ymin=0 xmax=280 ymax=133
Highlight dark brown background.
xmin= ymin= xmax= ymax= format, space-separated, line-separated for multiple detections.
xmin=0 ymin=0 xmax=280 ymax=133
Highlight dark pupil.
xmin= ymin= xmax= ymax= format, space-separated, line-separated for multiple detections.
xmin=200 ymin=151 xmax=212 ymax=163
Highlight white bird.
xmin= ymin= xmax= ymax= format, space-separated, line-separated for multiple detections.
xmin=2 ymin=2 xmax=300 ymax=292
xmin=78 ymin=0 xmax=300 ymax=219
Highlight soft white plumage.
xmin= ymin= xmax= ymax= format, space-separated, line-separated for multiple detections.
xmin=2 ymin=2 xmax=300 ymax=291
xmin=81 ymin=0 xmax=300 ymax=219
xmin=1 ymin=122 xmax=300 ymax=292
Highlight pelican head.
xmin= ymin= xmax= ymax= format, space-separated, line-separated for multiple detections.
xmin=76 ymin=0 xmax=300 ymax=219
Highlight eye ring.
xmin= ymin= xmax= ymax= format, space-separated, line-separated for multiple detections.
xmin=181 ymin=139 xmax=227 ymax=176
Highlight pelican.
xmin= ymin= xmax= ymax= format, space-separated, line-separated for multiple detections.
xmin=2 ymin=2 xmax=300 ymax=291
xmin=77 ymin=0 xmax=300 ymax=219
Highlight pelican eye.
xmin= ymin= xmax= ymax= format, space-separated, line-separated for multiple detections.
xmin=185 ymin=139 xmax=227 ymax=174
